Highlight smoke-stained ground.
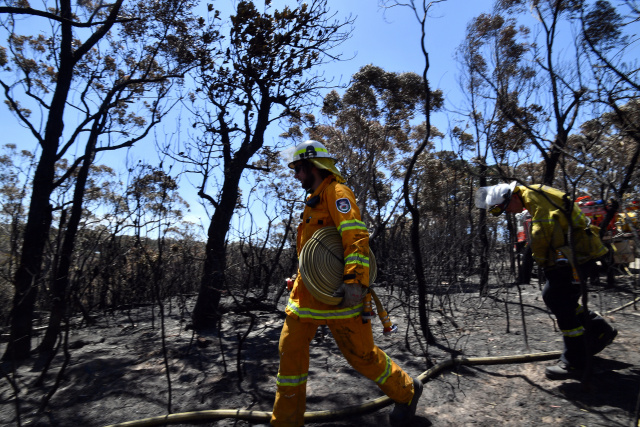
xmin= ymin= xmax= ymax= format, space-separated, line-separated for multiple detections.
xmin=1 ymin=268 xmax=638 ymax=427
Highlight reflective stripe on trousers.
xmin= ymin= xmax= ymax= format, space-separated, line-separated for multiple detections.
xmin=271 ymin=315 xmax=415 ymax=427
xmin=561 ymin=326 xmax=585 ymax=338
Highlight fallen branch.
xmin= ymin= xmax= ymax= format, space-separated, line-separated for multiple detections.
xmin=605 ymin=296 xmax=640 ymax=314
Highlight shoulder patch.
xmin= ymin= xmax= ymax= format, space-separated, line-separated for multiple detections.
xmin=336 ymin=198 xmax=351 ymax=214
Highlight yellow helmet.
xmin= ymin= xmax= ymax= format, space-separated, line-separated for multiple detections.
xmin=280 ymin=140 xmax=345 ymax=183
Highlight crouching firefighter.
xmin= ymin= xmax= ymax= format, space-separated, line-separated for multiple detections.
xmin=475 ymin=182 xmax=618 ymax=380
xmin=269 ymin=140 xmax=424 ymax=426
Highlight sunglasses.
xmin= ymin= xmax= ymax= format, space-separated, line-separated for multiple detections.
xmin=489 ymin=198 xmax=510 ymax=216
xmin=294 ymin=163 xmax=304 ymax=174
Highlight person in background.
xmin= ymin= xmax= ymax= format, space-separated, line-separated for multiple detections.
xmin=475 ymin=182 xmax=618 ymax=380
xmin=269 ymin=140 xmax=423 ymax=427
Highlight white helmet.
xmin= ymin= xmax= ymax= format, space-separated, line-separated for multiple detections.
xmin=280 ymin=140 xmax=334 ymax=168
xmin=474 ymin=181 xmax=517 ymax=216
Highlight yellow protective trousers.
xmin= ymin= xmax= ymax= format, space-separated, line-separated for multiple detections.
xmin=270 ymin=315 xmax=415 ymax=427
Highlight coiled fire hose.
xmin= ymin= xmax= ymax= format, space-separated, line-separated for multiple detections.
xmin=299 ymin=226 xmax=377 ymax=304
xmin=298 ymin=226 xmax=397 ymax=334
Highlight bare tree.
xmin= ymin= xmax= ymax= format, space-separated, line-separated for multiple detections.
xmin=0 ymin=144 xmax=34 ymax=323
xmin=580 ymin=0 xmax=640 ymax=231
xmin=381 ymin=0 xmax=448 ymax=346
xmin=0 ymin=0 xmax=204 ymax=360
xmin=178 ymin=0 xmax=354 ymax=329
xmin=455 ymin=13 xmax=513 ymax=292
xmin=309 ymin=65 xmax=433 ymax=229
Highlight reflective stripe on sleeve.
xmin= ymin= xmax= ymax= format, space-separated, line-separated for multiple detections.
xmin=276 ymin=372 xmax=308 ymax=387
xmin=287 ymin=299 xmax=363 ymax=320
xmin=374 ymin=352 xmax=392 ymax=385
xmin=531 ymin=218 xmax=555 ymax=223
xmin=338 ymin=219 xmax=367 ymax=236
xmin=345 ymin=253 xmax=370 ymax=268
xmin=571 ymin=208 xmax=586 ymax=224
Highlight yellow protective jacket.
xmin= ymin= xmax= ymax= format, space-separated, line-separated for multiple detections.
xmin=286 ymin=175 xmax=370 ymax=324
xmin=517 ymin=185 xmax=608 ymax=269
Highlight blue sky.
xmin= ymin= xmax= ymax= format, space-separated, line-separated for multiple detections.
xmin=135 ymin=1 xmax=500 ymax=231
xmin=0 ymin=0 xmax=539 ymax=234
xmin=183 ymin=0 xmax=499 ymax=231
xmin=5 ymin=0 xmax=633 ymax=236
xmin=321 ymin=0 xmax=492 ymax=113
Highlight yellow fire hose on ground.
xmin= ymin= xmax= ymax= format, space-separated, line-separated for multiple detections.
xmin=103 ymin=227 xmax=634 ymax=427
xmin=105 ymin=351 xmax=563 ymax=427
xmin=103 ymin=303 xmax=636 ymax=427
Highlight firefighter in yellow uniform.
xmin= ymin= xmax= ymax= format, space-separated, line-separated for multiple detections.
xmin=476 ymin=182 xmax=618 ymax=380
xmin=270 ymin=140 xmax=423 ymax=426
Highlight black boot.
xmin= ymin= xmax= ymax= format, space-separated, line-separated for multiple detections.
xmin=389 ymin=377 xmax=424 ymax=426
xmin=591 ymin=327 xmax=617 ymax=355
xmin=545 ymin=360 xmax=583 ymax=380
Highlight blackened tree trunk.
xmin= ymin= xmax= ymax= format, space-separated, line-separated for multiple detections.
xmin=38 ymin=131 xmax=99 ymax=355
xmin=192 ymin=165 xmax=245 ymax=327
xmin=4 ymin=1 xmax=76 ymax=360
xmin=1 ymin=0 xmax=200 ymax=359
xmin=398 ymin=1 xmax=439 ymax=346
xmin=477 ymin=164 xmax=490 ymax=295
xmin=188 ymin=1 xmax=352 ymax=329
xmin=1 ymin=0 xmax=125 ymax=361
